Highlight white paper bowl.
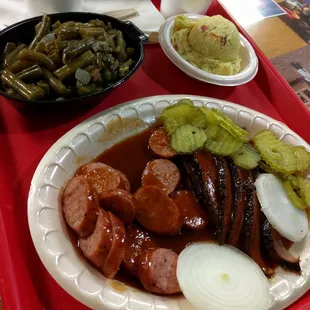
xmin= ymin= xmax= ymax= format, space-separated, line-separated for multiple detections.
xmin=158 ymin=14 xmax=259 ymax=86
xmin=28 ymin=95 xmax=310 ymax=310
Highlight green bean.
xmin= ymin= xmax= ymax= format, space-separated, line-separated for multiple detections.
xmin=6 ymin=88 xmax=20 ymax=98
xmin=120 ymin=58 xmax=133 ymax=68
xmin=76 ymin=80 xmax=102 ymax=96
xmin=105 ymin=22 xmax=112 ymax=31
xmin=96 ymin=35 xmax=107 ymax=42
xmin=48 ymin=50 xmax=61 ymax=65
xmin=37 ymin=80 xmax=50 ymax=95
xmin=19 ymin=48 xmax=56 ymax=71
xmin=29 ymin=15 xmax=51 ymax=50
xmin=63 ymin=37 xmax=96 ymax=64
xmin=58 ymin=21 xmax=75 ymax=30
xmin=102 ymin=67 xmax=112 ymax=80
xmin=126 ymin=47 xmax=135 ymax=58
xmin=79 ymin=27 xmax=106 ymax=38
xmin=58 ymin=28 xmax=80 ymax=40
xmin=41 ymin=67 xmax=71 ymax=96
xmin=1 ymin=42 xmax=16 ymax=63
xmin=91 ymin=41 xmax=112 ymax=53
xmin=55 ymin=40 xmax=78 ymax=52
xmin=115 ymin=31 xmax=127 ymax=61
xmin=89 ymin=20 xmax=106 ymax=28
xmin=34 ymin=42 xmax=46 ymax=53
xmin=54 ymin=50 xmax=95 ymax=81
xmin=7 ymin=60 xmax=34 ymax=73
xmin=4 ymin=44 xmax=26 ymax=67
xmin=96 ymin=52 xmax=105 ymax=70
xmin=45 ymin=41 xmax=56 ymax=52
xmin=1 ymin=69 xmax=45 ymax=100
xmin=17 ymin=64 xmax=43 ymax=81
xmin=35 ymin=22 xmax=42 ymax=35
xmin=52 ymin=20 xmax=62 ymax=30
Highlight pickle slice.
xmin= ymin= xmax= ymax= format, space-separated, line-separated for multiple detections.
xmin=259 ymin=162 xmax=275 ymax=174
xmin=171 ymin=124 xmax=207 ymax=154
xmin=293 ymin=146 xmax=310 ymax=172
xmin=163 ymin=117 xmax=184 ymax=135
xmin=254 ymin=130 xmax=297 ymax=175
xmin=200 ymin=107 xmax=218 ymax=125
xmin=204 ymin=125 xmax=243 ymax=156
xmin=282 ymin=180 xmax=307 ymax=210
xmin=161 ymin=100 xmax=196 ymax=120
xmin=296 ymin=176 xmax=310 ymax=207
xmin=187 ymin=108 xmax=208 ymax=128
xmin=230 ymin=143 xmax=261 ymax=170
xmin=212 ymin=110 xmax=249 ymax=143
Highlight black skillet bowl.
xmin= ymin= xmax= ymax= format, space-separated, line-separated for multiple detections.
xmin=0 ymin=12 xmax=148 ymax=112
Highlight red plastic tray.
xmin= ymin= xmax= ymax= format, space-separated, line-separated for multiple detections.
xmin=0 ymin=1 xmax=309 ymax=309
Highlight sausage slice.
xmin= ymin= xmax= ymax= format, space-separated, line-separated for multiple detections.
xmin=134 ymin=186 xmax=183 ymax=235
xmin=172 ymin=190 xmax=208 ymax=230
xmin=62 ymin=176 xmax=98 ymax=238
xmin=115 ymin=169 xmax=131 ymax=192
xmin=148 ymin=127 xmax=176 ymax=159
xmin=100 ymin=189 xmax=135 ymax=224
xmin=123 ymin=224 xmax=157 ymax=276
xmin=102 ymin=212 xmax=126 ymax=279
xmin=76 ymin=162 xmax=124 ymax=199
xmin=141 ymin=159 xmax=181 ymax=195
xmin=79 ymin=208 xmax=112 ymax=268
xmin=138 ymin=248 xmax=181 ymax=295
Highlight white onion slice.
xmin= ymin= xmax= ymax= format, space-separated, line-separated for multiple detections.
xmin=177 ymin=243 xmax=271 ymax=310
xmin=255 ymin=173 xmax=308 ymax=242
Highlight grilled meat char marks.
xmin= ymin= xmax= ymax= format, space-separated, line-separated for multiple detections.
xmin=216 ymin=156 xmax=233 ymax=245
xmin=227 ymin=161 xmax=250 ymax=247
xmin=243 ymin=170 xmax=274 ymax=278
xmin=193 ymin=152 xmax=219 ymax=226
xmin=262 ymin=219 xmax=301 ymax=273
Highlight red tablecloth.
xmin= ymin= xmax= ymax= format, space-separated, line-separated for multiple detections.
xmin=0 ymin=0 xmax=309 ymax=309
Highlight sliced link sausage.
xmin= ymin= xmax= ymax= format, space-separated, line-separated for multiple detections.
xmin=62 ymin=176 xmax=98 ymax=238
xmin=76 ymin=162 xmax=125 ymax=199
xmin=148 ymin=127 xmax=176 ymax=159
xmin=141 ymin=159 xmax=181 ymax=195
xmin=102 ymin=212 xmax=126 ymax=279
xmin=134 ymin=186 xmax=183 ymax=235
xmin=100 ymin=189 xmax=135 ymax=224
xmin=138 ymin=248 xmax=181 ymax=295
xmin=123 ymin=224 xmax=157 ymax=276
xmin=79 ymin=208 xmax=112 ymax=269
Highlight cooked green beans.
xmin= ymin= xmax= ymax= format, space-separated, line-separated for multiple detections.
xmin=19 ymin=48 xmax=56 ymax=72
xmin=1 ymin=69 xmax=45 ymax=100
xmin=0 ymin=15 xmax=135 ymax=100
xmin=63 ymin=37 xmax=96 ymax=64
xmin=29 ymin=15 xmax=51 ymax=49
xmin=42 ymin=67 xmax=70 ymax=96
xmin=17 ymin=64 xmax=43 ymax=81
xmin=1 ymin=43 xmax=16 ymax=62
xmin=79 ymin=27 xmax=106 ymax=38
xmin=54 ymin=50 xmax=96 ymax=81
xmin=4 ymin=44 xmax=26 ymax=67
xmin=7 ymin=60 xmax=34 ymax=73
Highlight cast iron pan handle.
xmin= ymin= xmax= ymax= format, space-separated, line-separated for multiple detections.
xmin=123 ymin=21 xmax=148 ymax=43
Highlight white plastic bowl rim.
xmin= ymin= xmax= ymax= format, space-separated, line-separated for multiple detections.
xmin=158 ymin=14 xmax=259 ymax=86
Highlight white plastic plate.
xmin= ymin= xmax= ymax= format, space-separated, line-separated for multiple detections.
xmin=158 ymin=14 xmax=259 ymax=86
xmin=28 ymin=95 xmax=310 ymax=310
